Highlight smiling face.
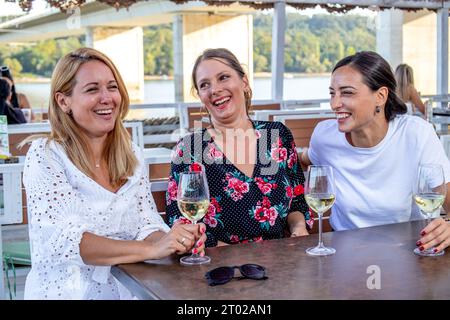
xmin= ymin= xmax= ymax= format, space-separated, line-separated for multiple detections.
xmin=195 ymin=58 xmax=249 ymax=125
xmin=330 ymin=65 xmax=387 ymax=135
xmin=55 ymin=60 xmax=122 ymax=140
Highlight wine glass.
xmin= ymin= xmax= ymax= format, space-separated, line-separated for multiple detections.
xmin=177 ymin=171 xmax=211 ymax=265
xmin=304 ymin=165 xmax=336 ymax=256
xmin=413 ymin=164 xmax=446 ymax=257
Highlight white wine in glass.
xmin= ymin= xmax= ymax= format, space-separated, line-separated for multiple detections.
xmin=177 ymin=171 xmax=211 ymax=265
xmin=178 ymin=199 xmax=210 ymax=222
xmin=305 ymin=165 xmax=336 ymax=256
xmin=413 ymin=164 xmax=446 ymax=257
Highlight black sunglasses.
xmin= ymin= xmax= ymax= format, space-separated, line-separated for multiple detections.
xmin=205 ymin=264 xmax=267 ymax=286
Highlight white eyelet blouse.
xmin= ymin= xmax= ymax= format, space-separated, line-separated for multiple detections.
xmin=23 ymin=138 xmax=170 ymax=300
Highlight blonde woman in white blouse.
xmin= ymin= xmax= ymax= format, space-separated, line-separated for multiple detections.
xmin=22 ymin=48 xmax=207 ymax=299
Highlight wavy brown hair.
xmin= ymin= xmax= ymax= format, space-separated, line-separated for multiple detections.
xmin=191 ymin=48 xmax=252 ymax=116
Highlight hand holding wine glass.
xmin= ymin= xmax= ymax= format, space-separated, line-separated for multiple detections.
xmin=414 ymin=164 xmax=446 ymax=257
xmin=304 ymin=165 xmax=336 ymax=256
xmin=177 ymin=170 xmax=211 ymax=265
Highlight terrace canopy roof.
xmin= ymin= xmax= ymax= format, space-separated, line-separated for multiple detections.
xmin=6 ymin=0 xmax=450 ymax=13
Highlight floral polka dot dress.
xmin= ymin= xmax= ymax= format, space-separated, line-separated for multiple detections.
xmin=166 ymin=120 xmax=313 ymax=247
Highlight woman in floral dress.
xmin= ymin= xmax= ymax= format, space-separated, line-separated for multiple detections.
xmin=166 ymin=48 xmax=313 ymax=247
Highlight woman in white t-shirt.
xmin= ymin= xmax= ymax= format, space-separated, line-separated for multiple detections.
xmin=22 ymin=48 xmax=207 ymax=299
xmin=301 ymin=51 xmax=450 ymax=254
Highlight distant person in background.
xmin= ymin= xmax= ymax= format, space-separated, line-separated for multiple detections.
xmin=0 ymin=78 xmax=27 ymax=124
xmin=0 ymin=65 xmax=31 ymax=109
xmin=395 ymin=63 xmax=425 ymax=116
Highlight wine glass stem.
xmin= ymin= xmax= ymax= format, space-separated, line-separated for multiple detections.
xmin=190 ymin=220 xmax=200 ymax=258
xmin=318 ymin=213 xmax=324 ymax=248
xmin=421 ymin=210 xmax=431 ymax=227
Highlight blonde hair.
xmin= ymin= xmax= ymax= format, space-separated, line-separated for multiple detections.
xmin=395 ymin=63 xmax=414 ymax=102
xmin=22 ymin=47 xmax=137 ymax=187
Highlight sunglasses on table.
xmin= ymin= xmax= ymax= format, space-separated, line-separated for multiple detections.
xmin=205 ymin=264 xmax=268 ymax=286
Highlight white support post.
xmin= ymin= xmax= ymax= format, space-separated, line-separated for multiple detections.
xmin=437 ymin=8 xmax=449 ymax=98
xmin=0 ymin=226 xmax=3 ymax=300
xmin=173 ymin=15 xmax=184 ymax=103
xmin=85 ymin=26 xmax=94 ymax=48
xmin=271 ymin=0 xmax=286 ymax=101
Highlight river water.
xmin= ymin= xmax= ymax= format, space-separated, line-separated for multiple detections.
xmin=16 ymin=75 xmax=331 ymax=119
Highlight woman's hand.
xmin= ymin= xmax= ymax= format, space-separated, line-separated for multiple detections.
xmin=290 ymin=225 xmax=309 ymax=237
xmin=150 ymin=222 xmax=207 ymax=259
xmin=299 ymin=148 xmax=312 ymax=171
xmin=288 ymin=211 xmax=310 ymax=237
xmin=417 ymin=218 xmax=450 ymax=253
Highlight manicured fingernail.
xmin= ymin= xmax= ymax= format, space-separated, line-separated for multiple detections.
xmin=192 ymin=248 xmax=198 ymax=254
xmin=421 ymin=231 xmax=426 ymax=236
xmin=419 ymin=246 xmax=425 ymax=251
xmin=201 ymin=227 xmax=206 ymax=233
xmin=433 ymin=248 xmax=439 ymax=253
xmin=416 ymin=241 xmax=422 ymax=246
xmin=196 ymin=240 xmax=203 ymax=247
xmin=200 ymin=251 xmax=205 ymax=257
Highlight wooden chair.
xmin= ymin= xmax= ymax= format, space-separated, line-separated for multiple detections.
xmin=273 ymin=112 xmax=335 ymax=150
xmin=249 ymin=101 xmax=281 ymax=116
xmin=150 ymin=180 xmax=169 ymax=223
xmin=182 ymin=101 xmax=282 ymax=132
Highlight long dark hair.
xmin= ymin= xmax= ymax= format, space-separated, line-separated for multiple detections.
xmin=0 ymin=78 xmax=11 ymax=112
xmin=333 ymin=51 xmax=407 ymax=121
xmin=0 ymin=68 xmax=19 ymax=109
xmin=0 ymin=78 xmax=26 ymax=124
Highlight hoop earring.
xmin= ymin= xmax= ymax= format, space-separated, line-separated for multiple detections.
xmin=244 ymin=89 xmax=252 ymax=117
xmin=200 ymin=105 xmax=209 ymax=115
xmin=200 ymin=105 xmax=213 ymax=129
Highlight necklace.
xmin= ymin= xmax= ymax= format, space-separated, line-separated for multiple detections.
xmin=95 ymin=163 xmax=100 ymax=168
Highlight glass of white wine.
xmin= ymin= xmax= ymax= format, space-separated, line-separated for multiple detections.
xmin=177 ymin=171 xmax=211 ymax=265
xmin=413 ymin=163 xmax=446 ymax=257
xmin=304 ymin=165 xmax=336 ymax=256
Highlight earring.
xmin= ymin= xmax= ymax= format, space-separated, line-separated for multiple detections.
xmin=67 ymin=110 xmax=73 ymax=116
xmin=200 ymin=105 xmax=209 ymax=115
xmin=375 ymin=106 xmax=381 ymax=113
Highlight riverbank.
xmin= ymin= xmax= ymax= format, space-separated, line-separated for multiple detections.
xmin=254 ymin=72 xmax=330 ymax=78
xmin=15 ymin=77 xmax=50 ymax=84
xmin=17 ymin=72 xmax=330 ymax=83
xmin=17 ymin=75 xmax=331 ymax=109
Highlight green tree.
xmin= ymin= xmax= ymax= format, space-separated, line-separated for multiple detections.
xmin=253 ymin=12 xmax=376 ymax=73
xmin=2 ymin=57 xmax=22 ymax=75
xmin=143 ymin=25 xmax=173 ymax=76
xmin=254 ymin=29 xmax=272 ymax=72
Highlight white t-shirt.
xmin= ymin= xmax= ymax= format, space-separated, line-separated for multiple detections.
xmin=23 ymin=138 xmax=170 ymax=300
xmin=308 ymin=115 xmax=450 ymax=231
